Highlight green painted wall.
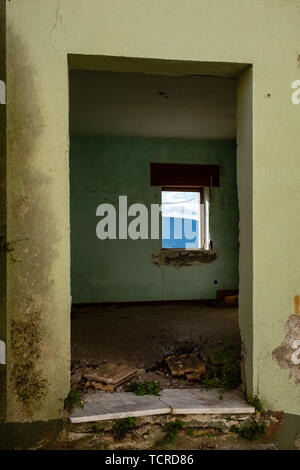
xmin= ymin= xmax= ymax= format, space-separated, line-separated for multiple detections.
xmin=70 ymin=136 xmax=238 ymax=303
xmin=6 ymin=0 xmax=300 ymax=428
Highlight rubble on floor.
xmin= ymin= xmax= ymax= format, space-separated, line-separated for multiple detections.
xmin=83 ymin=363 xmax=137 ymax=392
xmin=70 ymin=334 xmax=242 ymax=399
xmin=72 ymin=361 xmax=210 ymax=393
xmin=165 ymin=353 xmax=206 ymax=381
xmin=71 ymin=303 xmax=240 ymax=371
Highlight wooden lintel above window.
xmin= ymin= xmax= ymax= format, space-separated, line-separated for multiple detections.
xmin=150 ymin=163 xmax=220 ymax=187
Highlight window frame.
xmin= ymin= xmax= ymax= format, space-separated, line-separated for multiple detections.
xmin=161 ymin=186 xmax=210 ymax=251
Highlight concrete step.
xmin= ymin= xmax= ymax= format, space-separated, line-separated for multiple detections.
xmin=70 ymin=388 xmax=255 ymax=423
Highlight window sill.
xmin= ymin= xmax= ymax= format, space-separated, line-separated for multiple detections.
xmin=152 ymin=248 xmax=217 ymax=267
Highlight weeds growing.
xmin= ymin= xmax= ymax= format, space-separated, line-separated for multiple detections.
xmin=201 ymin=337 xmax=241 ymax=391
xmin=230 ymin=419 xmax=266 ymax=441
xmin=125 ymin=380 xmax=161 ymax=396
xmin=112 ymin=417 xmax=137 ymax=440
xmin=64 ymin=388 xmax=83 ymax=413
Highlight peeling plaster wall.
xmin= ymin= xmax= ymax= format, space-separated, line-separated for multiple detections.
xmin=0 ymin=0 xmax=6 ymax=423
xmin=70 ymin=136 xmax=238 ymax=303
xmin=4 ymin=0 xmax=300 ymax=421
xmin=6 ymin=1 xmax=70 ymax=422
xmin=273 ymin=315 xmax=300 ymax=385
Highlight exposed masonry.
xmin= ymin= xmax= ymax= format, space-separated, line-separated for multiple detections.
xmin=152 ymin=249 xmax=217 ymax=267
xmin=272 ymin=315 xmax=300 ymax=384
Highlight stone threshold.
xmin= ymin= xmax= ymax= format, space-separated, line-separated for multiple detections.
xmin=70 ymin=389 xmax=255 ymax=424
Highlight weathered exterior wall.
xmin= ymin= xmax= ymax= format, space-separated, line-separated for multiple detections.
xmin=70 ymin=136 xmax=238 ymax=303
xmin=3 ymin=0 xmax=300 ymax=423
xmin=6 ymin=1 xmax=70 ymax=422
xmin=0 ymin=0 xmax=6 ymax=423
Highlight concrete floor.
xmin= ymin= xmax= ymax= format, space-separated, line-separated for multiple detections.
xmin=71 ymin=303 xmax=239 ymax=370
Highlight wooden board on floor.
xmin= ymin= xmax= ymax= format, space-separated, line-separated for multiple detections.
xmin=84 ymin=363 xmax=137 ymax=385
xmin=165 ymin=353 xmax=206 ymax=379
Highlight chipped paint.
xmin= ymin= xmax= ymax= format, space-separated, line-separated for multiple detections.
xmin=272 ymin=315 xmax=300 ymax=384
xmin=291 ymin=340 xmax=300 ymax=365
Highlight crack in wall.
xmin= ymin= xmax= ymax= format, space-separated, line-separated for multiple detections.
xmin=50 ymin=0 xmax=62 ymax=53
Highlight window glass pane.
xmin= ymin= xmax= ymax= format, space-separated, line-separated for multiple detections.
xmin=162 ymin=191 xmax=200 ymax=249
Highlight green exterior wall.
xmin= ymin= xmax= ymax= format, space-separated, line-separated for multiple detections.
xmin=70 ymin=136 xmax=238 ymax=303
xmin=3 ymin=0 xmax=300 ymax=437
xmin=0 ymin=0 xmax=6 ymax=424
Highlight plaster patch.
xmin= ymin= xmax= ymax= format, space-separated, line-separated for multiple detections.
xmin=272 ymin=315 xmax=300 ymax=384
xmin=15 ymin=196 xmax=31 ymax=218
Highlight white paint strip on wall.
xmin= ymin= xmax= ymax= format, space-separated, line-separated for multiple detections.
xmin=0 ymin=340 xmax=5 ymax=364
xmin=291 ymin=339 xmax=300 ymax=365
xmin=0 ymin=80 xmax=5 ymax=104
xmin=204 ymin=187 xmax=210 ymax=250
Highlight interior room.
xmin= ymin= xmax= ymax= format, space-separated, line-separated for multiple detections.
xmin=69 ymin=70 xmax=240 ymax=393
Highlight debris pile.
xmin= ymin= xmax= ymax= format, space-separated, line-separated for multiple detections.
xmin=71 ymin=361 xmax=137 ymax=392
xmin=70 ymin=337 xmax=240 ymax=394
xmin=165 ymin=353 xmax=206 ymax=381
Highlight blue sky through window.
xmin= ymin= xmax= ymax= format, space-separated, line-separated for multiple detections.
xmin=161 ymin=191 xmax=200 ymax=249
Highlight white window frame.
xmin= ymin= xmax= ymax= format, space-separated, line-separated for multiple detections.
xmin=161 ymin=187 xmax=210 ymax=250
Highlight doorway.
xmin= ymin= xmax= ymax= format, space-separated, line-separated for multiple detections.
xmin=67 ymin=57 xmax=252 ymax=402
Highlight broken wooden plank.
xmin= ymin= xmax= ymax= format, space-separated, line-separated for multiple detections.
xmin=84 ymin=363 xmax=137 ymax=385
xmin=91 ymin=382 xmax=115 ymax=392
xmin=165 ymin=353 xmax=206 ymax=379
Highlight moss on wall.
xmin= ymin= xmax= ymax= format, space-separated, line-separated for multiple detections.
xmin=0 ymin=0 xmax=6 ymax=424
xmin=6 ymin=28 xmax=68 ymax=421
xmin=11 ymin=313 xmax=48 ymax=411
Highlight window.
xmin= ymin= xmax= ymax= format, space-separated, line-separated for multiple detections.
xmin=150 ymin=162 xmax=216 ymax=251
xmin=161 ymin=188 xmax=210 ymax=250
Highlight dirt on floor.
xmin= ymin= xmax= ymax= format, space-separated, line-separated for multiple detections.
xmin=71 ymin=302 xmax=239 ymax=369
xmin=71 ymin=302 xmax=240 ymax=391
